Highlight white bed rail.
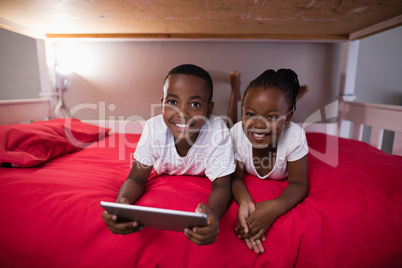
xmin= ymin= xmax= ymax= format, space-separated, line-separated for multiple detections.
xmin=0 ymin=98 xmax=51 ymax=125
xmin=339 ymin=101 xmax=402 ymax=156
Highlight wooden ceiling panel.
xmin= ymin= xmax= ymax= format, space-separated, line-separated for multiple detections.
xmin=0 ymin=0 xmax=401 ymax=40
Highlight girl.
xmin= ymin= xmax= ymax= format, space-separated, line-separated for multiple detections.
xmin=230 ymin=69 xmax=309 ymax=254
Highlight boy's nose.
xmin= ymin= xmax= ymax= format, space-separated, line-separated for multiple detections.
xmin=177 ymin=104 xmax=190 ymax=118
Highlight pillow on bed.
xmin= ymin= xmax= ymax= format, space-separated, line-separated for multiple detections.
xmin=0 ymin=118 xmax=110 ymax=168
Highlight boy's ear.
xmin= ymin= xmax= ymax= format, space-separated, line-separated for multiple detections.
xmin=285 ymin=110 xmax=294 ymax=126
xmin=207 ymin=102 xmax=214 ymax=116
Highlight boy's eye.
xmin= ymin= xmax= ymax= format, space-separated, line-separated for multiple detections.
xmin=245 ymin=112 xmax=255 ymax=117
xmin=166 ymin=100 xmax=177 ymax=106
xmin=190 ymin=102 xmax=201 ymax=108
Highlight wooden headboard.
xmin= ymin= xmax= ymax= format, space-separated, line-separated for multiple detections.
xmin=339 ymin=101 xmax=402 ymax=156
xmin=0 ymin=98 xmax=50 ymax=125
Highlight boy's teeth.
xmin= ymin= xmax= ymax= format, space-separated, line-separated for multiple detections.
xmin=253 ymin=133 xmax=265 ymax=138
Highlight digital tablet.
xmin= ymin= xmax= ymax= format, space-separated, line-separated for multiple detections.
xmin=100 ymin=201 xmax=208 ymax=232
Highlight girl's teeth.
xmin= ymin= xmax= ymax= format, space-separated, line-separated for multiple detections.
xmin=176 ymin=123 xmax=189 ymax=128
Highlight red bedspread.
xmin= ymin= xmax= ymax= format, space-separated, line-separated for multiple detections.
xmin=0 ymin=133 xmax=401 ymax=267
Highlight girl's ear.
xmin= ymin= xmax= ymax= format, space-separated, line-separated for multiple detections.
xmin=207 ymin=102 xmax=214 ymax=116
xmin=285 ymin=110 xmax=294 ymax=126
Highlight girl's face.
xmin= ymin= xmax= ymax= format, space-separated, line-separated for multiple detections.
xmin=241 ymin=86 xmax=293 ymax=149
xmin=162 ymin=74 xmax=213 ymax=143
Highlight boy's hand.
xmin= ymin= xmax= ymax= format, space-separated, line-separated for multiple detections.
xmin=101 ymin=197 xmax=143 ymax=235
xmin=184 ymin=203 xmax=219 ymax=245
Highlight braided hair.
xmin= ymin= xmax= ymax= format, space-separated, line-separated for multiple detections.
xmin=163 ymin=64 xmax=213 ymax=103
xmin=243 ymin=69 xmax=300 ymax=111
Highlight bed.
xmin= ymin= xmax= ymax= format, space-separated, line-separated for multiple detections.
xmin=1 ymin=94 xmax=402 ymax=268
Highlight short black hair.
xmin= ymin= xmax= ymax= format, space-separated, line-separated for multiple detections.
xmin=164 ymin=64 xmax=213 ymax=103
xmin=243 ymin=69 xmax=300 ymax=111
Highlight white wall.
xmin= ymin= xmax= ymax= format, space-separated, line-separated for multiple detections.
xmin=0 ymin=28 xmax=41 ymax=100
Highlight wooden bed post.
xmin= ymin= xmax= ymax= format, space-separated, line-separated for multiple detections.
xmin=338 ymin=40 xmax=359 ymax=138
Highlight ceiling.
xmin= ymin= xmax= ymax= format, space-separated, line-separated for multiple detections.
xmin=0 ymin=0 xmax=401 ymax=40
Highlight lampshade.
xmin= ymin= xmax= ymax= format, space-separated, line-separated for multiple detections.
xmin=55 ymin=65 xmax=71 ymax=91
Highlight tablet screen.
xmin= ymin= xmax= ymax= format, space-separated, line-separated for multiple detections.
xmin=100 ymin=201 xmax=208 ymax=232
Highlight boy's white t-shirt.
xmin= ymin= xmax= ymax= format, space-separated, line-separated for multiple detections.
xmin=230 ymin=121 xmax=308 ymax=180
xmin=134 ymin=114 xmax=236 ymax=182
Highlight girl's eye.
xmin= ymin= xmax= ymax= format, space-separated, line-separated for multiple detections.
xmin=245 ymin=112 xmax=255 ymax=117
xmin=190 ymin=102 xmax=201 ymax=108
xmin=267 ymin=115 xmax=279 ymax=120
xmin=166 ymin=100 xmax=177 ymax=106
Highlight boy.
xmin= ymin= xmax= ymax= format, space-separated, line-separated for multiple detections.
xmin=102 ymin=64 xmax=235 ymax=245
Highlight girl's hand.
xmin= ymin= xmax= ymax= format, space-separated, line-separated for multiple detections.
xmin=101 ymin=197 xmax=143 ymax=235
xmin=184 ymin=203 xmax=219 ymax=245
xmin=235 ymin=201 xmax=266 ymax=254
xmin=235 ymin=201 xmax=255 ymax=237
xmin=246 ymin=200 xmax=280 ymax=241
xmin=243 ymin=236 xmax=266 ymax=254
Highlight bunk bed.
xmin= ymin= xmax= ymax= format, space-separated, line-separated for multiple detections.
xmin=1 ymin=1 xmax=402 ymax=267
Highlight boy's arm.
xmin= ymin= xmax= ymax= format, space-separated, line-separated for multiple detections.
xmin=184 ymin=174 xmax=231 ymax=245
xmin=247 ymin=155 xmax=308 ymax=240
xmin=101 ymin=160 xmax=153 ymax=235
xmin=116 ymin=160 xmax=153 ymax=204
xmin=208 ymin=175 xmax=232 ymax=220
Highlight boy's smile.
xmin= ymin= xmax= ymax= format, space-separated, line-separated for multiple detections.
xmin=242 ymin=86 xmax=293 ymax=149
xmin=162 ymin=73 xmax=213 ymax=148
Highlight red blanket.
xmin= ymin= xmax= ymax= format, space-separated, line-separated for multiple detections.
xmin=0 ymin=133 xmax=401 ymax=267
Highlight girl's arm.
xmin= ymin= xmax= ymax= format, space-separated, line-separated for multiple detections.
xmin=247 ymin=155 xmax=308 ymax=240
xmin=232 ymin=161 xmax=265 ymax=254
xmin=273 ymin=155 xmax=309 ymax=216
xmin=232 ymin=161 xmax=253 ymax=208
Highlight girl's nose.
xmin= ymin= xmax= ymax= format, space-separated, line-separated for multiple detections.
xmin=253 ymin=116 xmax=268 ymax=129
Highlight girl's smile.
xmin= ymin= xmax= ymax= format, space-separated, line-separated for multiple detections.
xmin=242 ymin=86 xmax=292 ymax=149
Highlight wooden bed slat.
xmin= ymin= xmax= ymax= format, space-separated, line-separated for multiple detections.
xmin=369 ymin=127 xmax=384 ymax=150
xmin=393 ymin=132 xmax=402 ymax=156
xmin=0 ymin=98 xmax=51 ymax=125
xmin=352 ymin=123 xmax=364 ymax=142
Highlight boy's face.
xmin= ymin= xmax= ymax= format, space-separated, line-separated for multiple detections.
xmin=241 ymin=86 xmax=293 ymax=149
xmin=162 ymin=74 xmax=213 ymax=142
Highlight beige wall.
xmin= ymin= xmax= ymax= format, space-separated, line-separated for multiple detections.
xmin=52 ymin=39 xmax=342 ymax=123
xmin=1 ymin=27 xmax=344 ymax=123
xmin=0 ymin=28 xmax=41 ymax=99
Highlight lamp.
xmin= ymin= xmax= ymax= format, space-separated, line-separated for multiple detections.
xmin=55 ymin=65 xmax=71 ymax=118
